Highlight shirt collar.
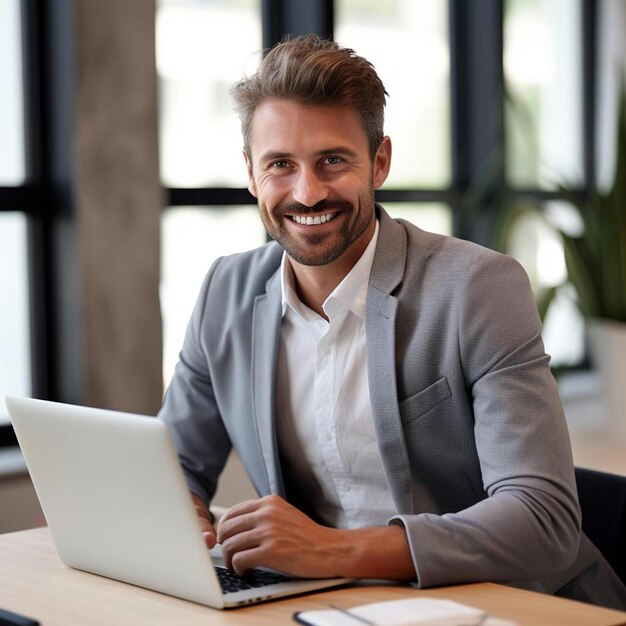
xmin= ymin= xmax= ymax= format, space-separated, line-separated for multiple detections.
xmin=280 ymin=219 xmax=379 ymax=321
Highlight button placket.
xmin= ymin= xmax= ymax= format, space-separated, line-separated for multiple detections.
xmin=315 ymin=315 xmax=354 ymax=511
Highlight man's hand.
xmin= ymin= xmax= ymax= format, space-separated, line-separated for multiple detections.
xmin=216 ymin=495 xmax=341 ymax=577
xmin=216 ymin=495 xmax=416 ymax=581
xmin=191 ymin=493 xmax=217 ymax=548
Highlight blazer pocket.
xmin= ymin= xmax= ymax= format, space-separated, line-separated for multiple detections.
xmin=399 ymin=377 xmax=452 ymax=426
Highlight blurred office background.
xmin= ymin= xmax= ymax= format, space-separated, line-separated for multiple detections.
xmin=1 ymin=0 xmax=625 ymax=531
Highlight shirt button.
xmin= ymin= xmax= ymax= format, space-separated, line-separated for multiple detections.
xmin=322 ymin=431 xmax=332 ymax=441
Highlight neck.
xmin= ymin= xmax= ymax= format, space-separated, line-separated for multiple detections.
xmin=288 ymin=223 xmax=375 ymax=320
xmin=289 ymin=264 xmax=344 ymax=320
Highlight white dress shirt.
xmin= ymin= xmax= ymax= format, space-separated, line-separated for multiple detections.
xmin=275 ymin=221 xmax=396 ymax=529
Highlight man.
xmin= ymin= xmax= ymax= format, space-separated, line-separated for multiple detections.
xmin=159 ymin=35 xmax=626 ymax=608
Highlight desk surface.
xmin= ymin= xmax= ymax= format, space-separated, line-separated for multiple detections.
xmin=0 ymin=528 xmax=625 ymax=626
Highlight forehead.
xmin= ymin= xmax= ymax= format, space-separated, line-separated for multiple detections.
xmin=248 ymin=99 xmax=369 ymax=158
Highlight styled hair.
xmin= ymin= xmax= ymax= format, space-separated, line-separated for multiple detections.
xmin=230 ymin=34 xmax=388 ymax=159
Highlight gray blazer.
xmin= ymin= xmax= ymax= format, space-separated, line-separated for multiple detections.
xmin=159 ymin=207 xmax=626 ymax=608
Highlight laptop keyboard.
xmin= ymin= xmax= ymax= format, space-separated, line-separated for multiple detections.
xmin=215 ymin=566 xmax=293 ymax=594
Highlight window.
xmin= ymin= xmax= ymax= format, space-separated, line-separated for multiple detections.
xmin=504 ymin=0 xmax=583 ymax=189
xmin=0 ymin=0 xmax=25 ymax=186
xmin=502 ymin=0 xmax=588 ymax=366
xmin=157 ymin=0 xmax=455 ymax=388
xmin=156 ymin=0 xmax=264 ymax=386
xmin=0 ymin=214 xmax=32 ymax=425
xmin=156 ymin=0 xmax=600 ymax=382
xmin=1 ymin=0 xmax=602 ymax=447
xmin=0 ymin=1 xmax=31 ymax=430
xmin=161 ymin=206 xmax=265 ymax=384
xmin=157 ymin=0 xmax=262 ymax=187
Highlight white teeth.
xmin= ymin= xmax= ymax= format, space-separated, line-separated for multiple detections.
xmin=291 ymin=212 xmax=336 ymax=225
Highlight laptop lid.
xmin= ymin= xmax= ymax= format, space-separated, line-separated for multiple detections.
xmin=6 ymin=396 xmax=350 ymax=608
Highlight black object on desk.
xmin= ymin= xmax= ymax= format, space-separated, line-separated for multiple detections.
xmin=0 ymin=608 xmax=40 ymax=626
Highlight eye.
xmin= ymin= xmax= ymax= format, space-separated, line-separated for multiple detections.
xmin=323 ymin=156 xmax=343 ymax=165
xmin=271 ymin=160 xmax=290 ymax=169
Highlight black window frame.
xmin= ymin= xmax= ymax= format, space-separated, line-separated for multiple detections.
xmin=0 ymin=0 xmax=75 ymax=447
xmin=167 ymin=0 xmax=597 ymax=236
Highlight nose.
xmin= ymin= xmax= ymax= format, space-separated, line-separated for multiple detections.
xmin=292 ymin=166 xmax=328 ymax=208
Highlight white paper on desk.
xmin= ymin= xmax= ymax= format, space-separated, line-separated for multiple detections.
xmin=294 ymin=598 xmax=517 ymax=626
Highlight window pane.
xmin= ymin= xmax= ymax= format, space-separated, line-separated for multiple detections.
xmin=504 ymin=200 xmax=584 ymax=366
xmin=504 ymin=0 xmax=583 ymax=189
xmin=0 ymin=0 xmax=26 ymax=185
xmin=156 ymin=0 xmax=262 ymax=188
xmin=0 ymin=213 xmax=32 ymax=424
xmin=335 ymin=0 xmax=450 ymax=188
xmin=161 ymin=206 xmax=266 ymax=385
xmin=385 ymin=202 xmax=452 ymax=236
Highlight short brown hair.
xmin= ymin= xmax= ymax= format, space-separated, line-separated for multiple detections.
xmin=231 ymin=34 xmax=388 ymax=159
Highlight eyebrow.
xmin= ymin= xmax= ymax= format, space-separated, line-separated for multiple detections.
xmin=317 ymin=147 xmax=359 ymax=158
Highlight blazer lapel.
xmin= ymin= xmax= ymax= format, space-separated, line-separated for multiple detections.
xmin=251 ymin=271 xmax=286 ymax=497
xmin=366 ymin=207 xmax=416 ymax=514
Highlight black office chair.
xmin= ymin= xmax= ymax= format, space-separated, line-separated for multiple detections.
xmin=575 ymin=466 xmax=626 ymax=585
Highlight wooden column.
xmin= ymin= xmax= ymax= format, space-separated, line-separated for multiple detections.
xmin=74 ymin=0 xmax=163 ymax=413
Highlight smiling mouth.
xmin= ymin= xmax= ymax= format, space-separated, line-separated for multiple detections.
xmin=290 ymin=212 xmax=338 ymax=225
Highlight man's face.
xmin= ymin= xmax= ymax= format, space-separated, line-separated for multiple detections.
xmin=244 ymin=100 xmax=391 ymax=267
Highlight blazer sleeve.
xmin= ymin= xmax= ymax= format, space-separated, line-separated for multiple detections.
xmin=390 ymin=253 xmax=582 ymax=588
xmin=158 ymin=259 xmax=232 ymax=506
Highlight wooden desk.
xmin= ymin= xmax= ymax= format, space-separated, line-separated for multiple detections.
xmin=0 ymin=528 xmax=625 ymax=626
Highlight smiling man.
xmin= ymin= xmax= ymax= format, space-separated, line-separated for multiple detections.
xmin=158 ymin=35 xmax=626 ymax=609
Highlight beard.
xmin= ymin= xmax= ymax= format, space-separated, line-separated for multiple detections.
xmin=260 ymin=195 xmax=376 ymax=267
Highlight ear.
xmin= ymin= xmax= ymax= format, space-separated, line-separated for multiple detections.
xmin=243 ymin=149 xmax=258 ymax=197
xmin=372 ymin=136 xmax=392 ymax=190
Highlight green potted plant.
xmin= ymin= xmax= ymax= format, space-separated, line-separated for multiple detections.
xmin=555 ymin=87 xmax=626 ymax=438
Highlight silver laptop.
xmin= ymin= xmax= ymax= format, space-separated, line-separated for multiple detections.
xmin=6 ymin=396 xmax=352 ymax=608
